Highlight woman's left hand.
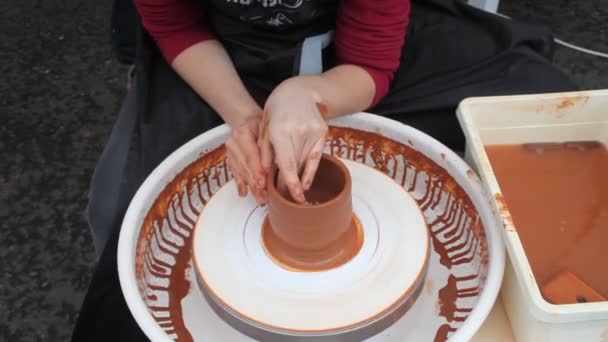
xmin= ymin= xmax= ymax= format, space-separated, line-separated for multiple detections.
xmin=259 ymin=77 xmax=329 ymax=204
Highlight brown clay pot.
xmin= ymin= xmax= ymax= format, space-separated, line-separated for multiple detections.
xmin=264 ymin=154 xmax=362 ymax=271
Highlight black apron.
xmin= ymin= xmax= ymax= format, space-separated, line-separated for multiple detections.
xmin=74 ymin=1 xmax=577 ymax=340
xmin=136 ymin=0 xmax=340 ymax=176
xmin=85 ymin=0 xmax=340 ymax=255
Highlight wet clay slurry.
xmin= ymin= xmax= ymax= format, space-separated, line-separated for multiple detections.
xmin=434 ymin=324 xmax=458 ymax=342
xmin=486 ymin=142 xmax=608 ymax=303
xmin=136 ymin=146 xmax=230 ymax=341
xmin=437 ymin=274 xmax=479 ymax=322
xmin=261 ymin=215 xmax=364 ymax=272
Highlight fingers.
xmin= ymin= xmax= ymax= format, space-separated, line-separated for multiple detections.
xmin=267 ymin=118 xmax=328 ymax=204
xmin=295 ymin=114 xmax=328 ymax=191
xmin=272 ymin=137 xmax=305 ymax=203
xmin=300 ymin=135 xmax=326 ymax=191
xmin=250 ymin=183 xmax=267 ymax=205
xmin=234 ymin=126 xmax=265 ymax=187
xmin=235 ymin=177 xmax=248 ymax=197
xmin=226 ymin=156 xmax=247 ymax=197
xmin=259 ymin=129 xmax=274 ymax=174
xmin=296 ymin=128 xmax=317 ymax=172
xmin=242 ymin=140 xmax=266 ymax=190
xmin=226 ymin=133 xmax=267 ymax=204
xmin=258 ymin=111 xmax=273 ymax=174
xmin=260 ymin=139 xmax=274 ymax=176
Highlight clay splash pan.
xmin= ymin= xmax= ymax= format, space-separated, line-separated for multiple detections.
xmin=457 ymin=89 xmax=608 ymax=342
xmin=117 ymin=113 xmax=504 ymax=342
xmin=192 ymin=152 xmax=431 ymax=341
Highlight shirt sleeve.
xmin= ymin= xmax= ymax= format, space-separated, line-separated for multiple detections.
xmin=334 ymin=0 xmax=411 ymax=106
xmin=134 ymin=0 xmax=216 ymax=63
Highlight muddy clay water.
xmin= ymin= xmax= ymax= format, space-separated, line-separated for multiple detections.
xmin=486 ymin=141 xmax=608 ymax=304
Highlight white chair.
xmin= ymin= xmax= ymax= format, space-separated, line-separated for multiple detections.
xmin=467 ymin=0 xmax=500 ymax=13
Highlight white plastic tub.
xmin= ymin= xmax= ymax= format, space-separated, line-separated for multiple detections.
xmin=456 ymin=90 xmax=608 ymax=342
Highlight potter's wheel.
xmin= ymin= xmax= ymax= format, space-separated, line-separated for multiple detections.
xmin=118 ymin=114 xmax=506 ymax=342
xmin=192 ymin=159 xmax=430 ymax=340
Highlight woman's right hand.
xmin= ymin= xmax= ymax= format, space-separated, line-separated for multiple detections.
xmin=169 ymin=39 xmax=269 ymax=204
xmin=225 ymin=115 xmax=268 ymax=205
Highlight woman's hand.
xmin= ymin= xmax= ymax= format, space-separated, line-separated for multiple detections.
xmin=226 ymin=115 xmax=268 ymax=204
xmin=171 ymin=40 xmax=274 ymax=204
xmin=259 ymin=77 xmax=329 ymax=204
xmin=171 ymin=39 xmax=374 ymax=204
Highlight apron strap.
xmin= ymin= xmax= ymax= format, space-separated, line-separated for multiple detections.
xmin=298 ymin=31 xmax=334 ymax=75
xmin=86 ymin=85 xmax=139 ymax=255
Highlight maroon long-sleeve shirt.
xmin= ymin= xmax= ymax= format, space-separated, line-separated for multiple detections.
xmin=134 ymin=0 xmax=410 ymax=105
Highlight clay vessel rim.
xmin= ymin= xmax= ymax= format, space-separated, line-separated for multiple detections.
xmin=267 ymin=153 xmax=351 ymax=210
